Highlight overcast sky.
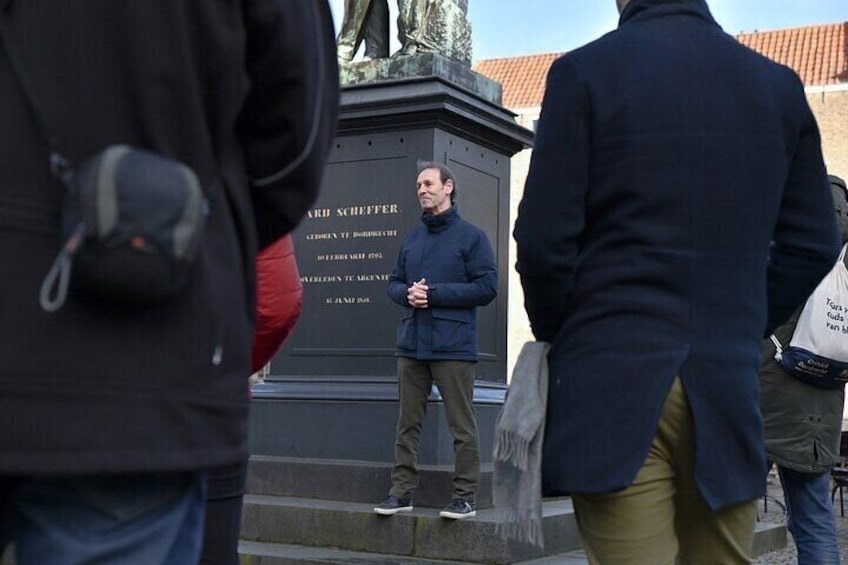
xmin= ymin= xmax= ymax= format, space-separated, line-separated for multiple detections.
xmin=327 ymin=0 xmax=848 ymax=63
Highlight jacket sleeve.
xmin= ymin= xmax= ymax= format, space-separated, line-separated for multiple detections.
xmin=251 ymin=235 xmax=303 ymax=371
xmin=513 ymin=56 xmax=590 ymax=342
xmin=766 ymin=74 xmax=840 ymax=335
xmin=387 ymin=242 xmax=411 ymax=307
xmin=239 ymin=0 xmax=340 ymax=249
xmin=427 ymin=230 xmax=497 ymax=308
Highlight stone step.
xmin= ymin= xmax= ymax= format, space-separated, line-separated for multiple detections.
xmin=240 ymin=493 xmax=786 ymax=565
xmin=512 ymin=553 xmax=592 ymax=565
xmin=512 ymin=521 xmax=786 ymax=564
xmin=240 ymin=494 xmax=580 ymax=564
xmin=247 ymin=455 xmax=494 ymax=508
xmin=240 ymin=518 xmax=784 ymax=565
xmin=515 ymin=522 xmax=787 ymax=565
xmin=239 ymin=540 xmax=591 ymax=564
xmin=750 ymin=520 xmax=790 ymax=557
xmin=238 ymin=540 xmax=471 ymax=564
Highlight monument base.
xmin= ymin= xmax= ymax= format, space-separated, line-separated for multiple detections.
xmin=248 ymin=62 xmax=531 ymax=507
xmin=249 ymin=379 xmax=505 ymax=507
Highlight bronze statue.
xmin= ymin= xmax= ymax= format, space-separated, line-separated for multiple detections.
xmin=337 ymin=0 xmax=471 ymax=65
xmin=397 ymin=0 xmax=440 ymax=57
xmin=337 ymin=0 xmax=390 ymax=63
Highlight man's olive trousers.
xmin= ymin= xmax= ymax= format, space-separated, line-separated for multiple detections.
xmin=389 ymin=357 xmax=480 ymax=503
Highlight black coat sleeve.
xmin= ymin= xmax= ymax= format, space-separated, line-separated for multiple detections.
xmin=514 ymin=56 xmax=590 ymax=342
xmin=388 ymin=239 xmax=411 ymax=307
xmin=766 ymin=73 xmax=840 ymax=335
xmin=239 ymin=0 xmax=340 ymax=249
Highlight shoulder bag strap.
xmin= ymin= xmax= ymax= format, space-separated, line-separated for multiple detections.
xmin=0 ymin=10 xmax=73 ymax=185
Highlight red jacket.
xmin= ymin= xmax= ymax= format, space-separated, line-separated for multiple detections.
xmin=252 ymin=235 xmax=303 ymax=372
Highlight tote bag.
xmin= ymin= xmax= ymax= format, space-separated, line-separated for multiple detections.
xmin=772 ymin=244 xmax=848 ymax=388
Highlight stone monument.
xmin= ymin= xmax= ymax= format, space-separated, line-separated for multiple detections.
xmin=248 ymin=0 xmax=533 ymax=509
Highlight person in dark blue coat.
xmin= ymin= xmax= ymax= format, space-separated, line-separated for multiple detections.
xmin=375 ymin=161 xmax=497 ymax=520
xmin=513 ymin=0 xmax=841 ymax=562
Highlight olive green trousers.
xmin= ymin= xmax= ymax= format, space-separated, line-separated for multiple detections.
xmin=389 ymin=358 xmax=479 ymax=502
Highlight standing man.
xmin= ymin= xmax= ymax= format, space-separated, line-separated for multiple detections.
xmin=514 ymin=0 xmax=840 ymax=563
xmin=0 ymin=1 xmax=338 ymax=563
xmin=337 ymin=0 xmax=389 ymax=63
xmin=375 ymin=161 xmax=496 ymax=520
xmin=759 ymin=174 xmax=848 ymax=565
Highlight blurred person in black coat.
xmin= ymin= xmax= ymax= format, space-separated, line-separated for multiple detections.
xmin=0 ymin=1 xmax=338 ymax=563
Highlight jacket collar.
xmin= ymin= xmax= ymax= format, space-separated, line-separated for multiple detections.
xmin=619 ymin=0 xmax=719 ymax=29
xmin=421 ymin=204 xmax=459 ymax=232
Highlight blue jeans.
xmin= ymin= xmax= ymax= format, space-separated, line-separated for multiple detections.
xmin=0 ymin=472 xmax=206 ymax=565
xmin=776 ymin=465 xmax=840 ymax=565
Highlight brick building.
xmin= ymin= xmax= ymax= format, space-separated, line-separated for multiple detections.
xmin=474 ymin=22 xmax=848 ymax=375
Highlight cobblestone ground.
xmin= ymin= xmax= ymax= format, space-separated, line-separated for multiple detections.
xmin=754 ymin=469 xmax=848 ymax=564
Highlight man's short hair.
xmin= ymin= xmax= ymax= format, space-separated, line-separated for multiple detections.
xmin=417 ymin=160 xmax=457 ymax=202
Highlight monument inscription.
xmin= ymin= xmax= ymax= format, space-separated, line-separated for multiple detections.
xmin=299 ymin=201 xmax=403 ymax=308
xmin=271 ymin=151 xmax=423 ymax=377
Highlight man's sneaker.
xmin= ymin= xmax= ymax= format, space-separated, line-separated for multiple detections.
xmin=439 ymin=498 xmax=476 ymax=519
xmin=373 ymin=495 xmax=413 ymax=515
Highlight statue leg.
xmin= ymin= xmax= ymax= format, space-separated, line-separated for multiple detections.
xmin=337 ymin=0 xmax=373 ymax=62
xmin=395 ymin=0 xmax=430 ymax=56
xmin=362 ymin=0 xmax=389 ymax=60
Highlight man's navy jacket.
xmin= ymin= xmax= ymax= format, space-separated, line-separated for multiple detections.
xmin=388 ymin=206 xmax=497 ymax=362
xmin=514 ymin=0 xmax=840 ymax=510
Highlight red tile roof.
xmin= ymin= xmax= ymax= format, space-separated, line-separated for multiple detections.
xmin=738 ymin=23 xmax=847 ymax=87
xmin=474 ymin=52 xmax=563 ymax=109
xmin=474 ymin=22 xmax=848 ymax=110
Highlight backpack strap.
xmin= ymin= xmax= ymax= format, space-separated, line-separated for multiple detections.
xmin=0 ymin=7 xmax=72 ymax=184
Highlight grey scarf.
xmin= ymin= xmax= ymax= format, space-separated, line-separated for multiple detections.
xmin=493 ymin=341 xmax=550 ymax=548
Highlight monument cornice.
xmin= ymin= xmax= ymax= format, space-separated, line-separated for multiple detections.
xmin=338 ymin=54 xmax=534 ymax=156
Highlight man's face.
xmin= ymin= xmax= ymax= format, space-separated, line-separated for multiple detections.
xmin=417 ymin=168 xmax=453 ymax=215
